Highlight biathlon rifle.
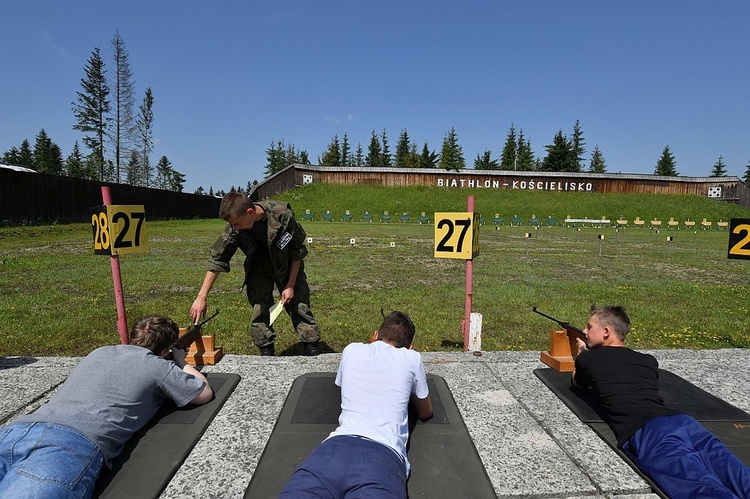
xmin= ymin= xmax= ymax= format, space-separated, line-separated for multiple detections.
xmin=173 ymin=309 xmax=220 ymax=350
xmin=532 ymin=307 xmax=586 ymax=340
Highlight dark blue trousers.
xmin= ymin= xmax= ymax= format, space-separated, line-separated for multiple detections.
xmin=623 ymin=414 xmax=750 ymax=498
xmin=279 ymin=435 xmax=407 ymax=498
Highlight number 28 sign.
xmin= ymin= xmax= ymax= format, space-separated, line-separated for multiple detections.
xmin=91 ymin=205 xmax=149 ymax=256
xmin=434 ymin=212 xmax=480 ymax=260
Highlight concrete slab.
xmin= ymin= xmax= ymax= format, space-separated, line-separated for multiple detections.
xmin=2 ymin=349 xmax=748 ymax=498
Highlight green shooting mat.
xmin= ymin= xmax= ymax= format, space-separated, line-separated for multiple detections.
xmin=245 ymin=372 xmax=496 ymax=498
xmin=534 ymin=368 xmax=750 ymax=498
xmin=94 ymin=372 xmax=241 ymax=499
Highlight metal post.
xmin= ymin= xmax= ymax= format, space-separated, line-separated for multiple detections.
xmin=102 ymin=186 xmax=129 ymax=344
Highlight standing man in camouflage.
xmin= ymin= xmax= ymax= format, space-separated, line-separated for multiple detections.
xmin=190 ymin=192 xmax=321 ymax=356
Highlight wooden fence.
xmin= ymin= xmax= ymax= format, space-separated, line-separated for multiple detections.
xmin=251 ymin=164 xmax=750 ymax=208
xmin=1 ymin=169 xmax=221 ymax=225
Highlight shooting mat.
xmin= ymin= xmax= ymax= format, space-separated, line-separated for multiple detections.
xmin=245 ymin=372 xmax=496 ymax=498
xmin=94 ymin=372 xmax=241 ymax=499
xmin=534 ymin=368 xmax=750 ymax=498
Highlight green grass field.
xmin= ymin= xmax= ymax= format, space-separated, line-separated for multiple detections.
xmin=1 ymin=184 xmax=749 ymax=356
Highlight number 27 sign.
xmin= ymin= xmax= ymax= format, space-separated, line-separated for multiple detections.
xmin=91 ymin=205 xmax=149 ymax=256
xmin=434 ymin=212 xmax=480 ymax=260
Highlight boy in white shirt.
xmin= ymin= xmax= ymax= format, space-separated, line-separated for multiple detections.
xmin=280 ymin=311 xmax=432 ymax=498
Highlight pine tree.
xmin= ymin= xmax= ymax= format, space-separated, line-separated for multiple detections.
xmin=474 ymin=150 xmax=498 ymax=170
xmin=571 ymin=119 xmax=586 ymax=172
xmin=73 ymin=47 xmax=110 ymax=181
xmin=743 ymin=160 xmax=750 ymax=184
xmin=299 ymin=150 xmax=310 ymax=164
xmin=154 ymin=155 xmax=184 ymax=191
xmin=654 ymin=146 xmax=679 ymax=176
xmin=589 ymin=145 xmax=607 ymax=173
xmin=499 ymin=124 xmax=517 ymax=170
xmin=365 ymin=130 xmax=381 ymax=167
xmin=710 ymin=155 xmax=728 ymax=177
xmin=110 ymin=31 xmax=136 ymax=183
xmin=136 ymin=87 xmax=154 ymax=187
xmin=439 ymin=127 xmax=465 ymax=172
xmin=419 ymin=142 xmax=438 ymax=168
xmin=404 ymin=141 xmax=421 ymax=168
xmin=541 ymin=130 xmax=576 ymax=172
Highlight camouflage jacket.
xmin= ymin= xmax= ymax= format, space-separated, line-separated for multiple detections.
xmin=206 ymin=200 xmax=308 ymax=284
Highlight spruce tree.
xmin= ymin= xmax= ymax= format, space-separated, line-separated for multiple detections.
xmin=710 ymin=155 xmax=728 ymax=177
xmin=438 ymin=127 xmax=465 ymax=172
xmin=516 ymin=130 xmax=534 ymax=171
xmin=589 ymin=145 xmax=607 ymax=173
xmin=136 ymin=87 xmax=154 ymax=186
xmin=264 ymin=140 xmax=286 ymax=177
xmin=380 ymin=129 xmax=392 ymax=167
xmin=341 ymin=133 xmax=351 ymax=167
xmin=474 ymin=150 xmax=498 ymax=170
xmin=353 ymin=143 xmax=364 ymax=167
xmin=33 ymin=129 xmax=64 ymax=174
xmin=571 ymin=119 xmax=586 ymax=172
xmin=319 ymin=135 xmax=341 ymax=166
xmin=541 ymin=130 xmax=575 ymax=172
xmin=18 ymin=139 xmax=33 ymax=168
xmin=499 ymin=124 xmax=517 ymax=170
xmin=73 ymin=47 xmax=111 ymax=181
xmin=743 ymin=160 xmax=750 ymax=184
xmin=111 ymin=31 xmax=136 ymax=183
xmin=65 ymin=141 xmax=89 ymax=178
xmin=654 ymin=146 xmax=679 ymax=176
xmin=419 ymin=142 xmax=438 ymax=168
xmin=395 ymin=130 xmax=411 ymax=167
xmin=365 ymin=130 xmax=381 ymax=167
xmin=2 ymin=147 xmax=21 ymax=165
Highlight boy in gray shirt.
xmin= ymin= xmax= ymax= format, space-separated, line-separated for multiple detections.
xmin=0 ymin=315 xmax=212 ymax=499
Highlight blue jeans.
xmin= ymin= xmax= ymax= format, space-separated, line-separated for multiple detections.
xmin=0 ymin=422 xmax=104 ymax=499
xmin=279 ymin=435 xmax=407 ymax=498
xmin=623 ymin=414 xmax=750 ymax=499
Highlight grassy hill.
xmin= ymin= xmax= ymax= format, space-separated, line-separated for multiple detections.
xmin=277 ymin=184 xmax=750 ymax=224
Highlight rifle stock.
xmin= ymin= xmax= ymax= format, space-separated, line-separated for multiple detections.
xmin=174 ymin=310 xmax=220 ymax=350
xmin=532 ymin=307 xmax=586 ymax=340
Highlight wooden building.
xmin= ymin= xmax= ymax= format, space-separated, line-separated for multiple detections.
xmin=251 ymin=164 xmax=750 ymax=208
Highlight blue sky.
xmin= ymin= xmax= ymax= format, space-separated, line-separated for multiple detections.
xmin=2 ymin=1 xmax=749 ymax=193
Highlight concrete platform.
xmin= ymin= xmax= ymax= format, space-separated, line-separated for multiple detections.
xmin=2 ymin=349 xmax=749 ymax=498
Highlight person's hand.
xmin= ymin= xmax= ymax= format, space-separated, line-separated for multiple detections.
xmin=170 ymin=346 xmax=188 ymax=367
xmin=281 ymin=286 xmax=295 ymax=305
xmin=190 ymin=296 xmax=207 ymax=323
xmin=575 ymin=337 xmax=588 ymax=354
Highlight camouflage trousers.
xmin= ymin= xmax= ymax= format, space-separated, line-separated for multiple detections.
xmin=245 ymin=262 xmax=320 ymax=348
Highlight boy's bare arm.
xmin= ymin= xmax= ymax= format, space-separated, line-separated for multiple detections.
xmin=412 ymin=393 xmax=433 ymax=421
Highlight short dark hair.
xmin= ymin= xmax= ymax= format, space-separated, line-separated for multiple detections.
xmin=377 ymin=311 xmax=416 ymax=348
xmin=589 ymin=304 xmax=631 ymax=340
xmin=129 ymin=316 xmax=179 ymax=354
xmin=219 ymin=192 xmax=253 ymax=220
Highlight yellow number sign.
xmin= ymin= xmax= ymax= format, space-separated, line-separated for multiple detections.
xmin=91 ymin=205 xmax=149 ymax=256
xmin=728 ymin=218 xmax=750 ymax=260
xmin=434 ymin=212 xmax=479 ymax=259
